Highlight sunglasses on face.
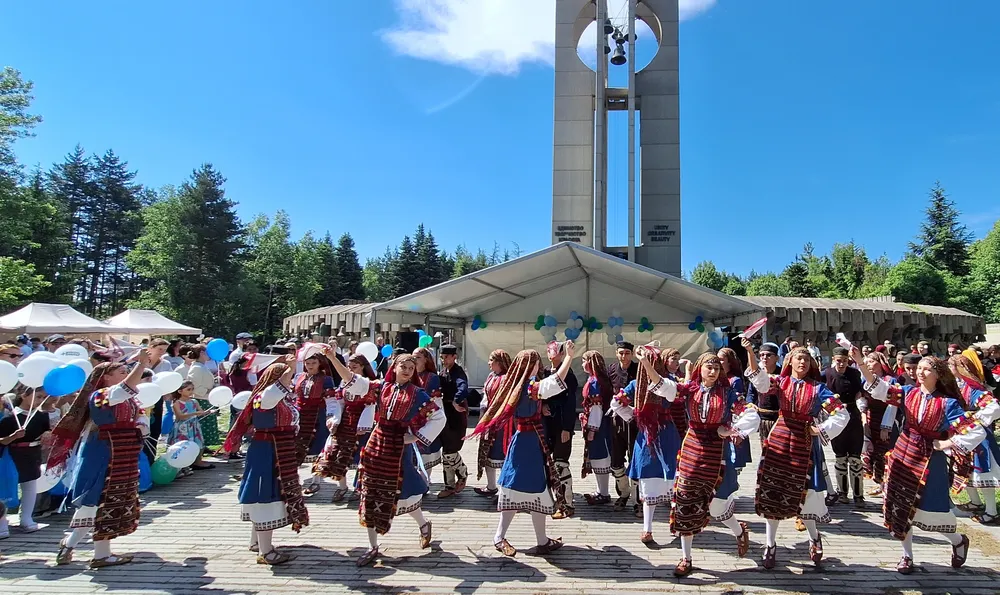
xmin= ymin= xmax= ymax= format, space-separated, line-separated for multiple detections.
xmin=1 ymin=352 xmax=22 ymax=359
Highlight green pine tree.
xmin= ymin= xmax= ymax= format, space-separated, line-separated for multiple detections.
xmin=335 ymin=233 xmax=364 ymax=300
xmin=315 ymin=232 xmax=341 ymax=305
xmin=908 ymin=182 xmax=973 ymax=276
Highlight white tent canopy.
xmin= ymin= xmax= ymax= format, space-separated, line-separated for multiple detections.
xmin=106 ymin=309 xmax=201 ymax=335
xmin=0 ymin=303 xmax=126 ymax=334
xmin=369 ymin=242 xmax=761 ymax=327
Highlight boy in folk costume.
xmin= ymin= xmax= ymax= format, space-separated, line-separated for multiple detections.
xmin=314 ymin=348 xmax=378 ymax=503
xmin=861 ymin=350 xmax=980 ymax=573
xmin=744 ymin=339 xmax=849 ymax=569
xmin=821 ymin=347 xmax=867 ymax=507
xmin=357 ymin=354 xmax=446 ymax=567
xmin=471 ymin=343 xmax=577 ymax=557
xmin=948 ymin=351 xmax=1000 ymax=524
xmin=607 ymin=341 xmax=640 ymax=512
xmin=580 ymin=351 xmax=615 ymax=505
xmin=541 ymin=341 xmax=579 ymax=519
xmin=437 ymin=345 xmax=470 ymax=498
xmin=475 ymin=350 xmax=513 ymax=497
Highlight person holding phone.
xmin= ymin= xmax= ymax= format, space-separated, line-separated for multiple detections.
xmin=169 ymin=381 xmax=217 ymax=474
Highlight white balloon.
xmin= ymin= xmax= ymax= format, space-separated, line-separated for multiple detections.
xmin=135 ymin=382 xmax=162 ymax=408
xmin=0 ymin=361 xmax=17 ymax=393
xmin=67 ymin=358 xmax=93 ymax=377
xmin=231 ymin=390 xmax=252 ymax=410
xmin=356 ymin=341 xmax=379 ymax=363
xmin=208 ymin=385 xmax=234 ymax=408
xmin=17 ymin=356 xmax=59 ymax=388
xmin=612 ymin=309 xmax=621 ymax=318
xmin=152 ymin=371 xmax=183 ymax=394
xmin=575 ymin=318 xmax=584 ymax=329
xmin=36 ymin=464 xmax=63 ymax=493
xmin=165 ymin=440 xmax=200 ymax=469
xmin=54 ymin=343 xmax=88 ymax=362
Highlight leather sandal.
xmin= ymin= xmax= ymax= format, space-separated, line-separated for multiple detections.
xmin=56 ymin=538 xmax=74 ymax=566
xmin=585 ymin=493 xmax=611 ymax=505
xmin=551 ymin=507 xmax=575 ymax=520
xmin=736 ymin=521 xmax=750 ymax=558
xmin=437 ymin=488 xmax=457 ymax=499
xmin=474 ymin=487 xmax=498 ymax=497
xmin=529 ymin=537 xmax=563 ymax=555
xmin=419 ymin=522 xmax=433 ymax=549
xmin=256 ymin=551 xmax=290 ymax=565
xmin=330 ymin=488 xmax=349 ymax=503
xmin=809 ymin=535 xmax=823 ymax=564
xmin=249 ymin=544 xmax=259 ymax=553
xmin=454 ymin=479 xmax=467 ymax=493
xmin=673 ymin=557 xmax=693 ymax=577
xmin=493 ymin=538 xmax=517 ymax=557
xmin=896 ymin=555 xmax=914 ymax=574
xmin=867 ymin=485 xmax=883 ymax=497
xmin=972 ymin=512 xmax=1000 ymax=525
xmin=88 ymin=554 xmax=133 ymax=569
xmin=357 ymin=546 xmax=379 ymax=567
xmin=302 ymin=482 xmax=320 ymax=496
xmin=951 ymin=534 xmax=969 ymax=569
xmin=640 ymin=532 xmax=655 ymax=545
xmin=957 ymin=502 xmax=986 ymax=513
xmin=762 ymin=546 xmax=776 ymax=570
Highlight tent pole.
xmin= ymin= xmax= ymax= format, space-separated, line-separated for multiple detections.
xmin=368 ymin=308 xmax=377 ymax=341
xmin=585 ymin=276 xmax=591 ymax=352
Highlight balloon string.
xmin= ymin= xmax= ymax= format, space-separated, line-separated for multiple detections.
xmin=4 ymin=394 xmax=23 ymax=430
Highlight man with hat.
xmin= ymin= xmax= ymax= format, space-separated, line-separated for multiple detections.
xmin=43 ymin=334 xmax=67 ymax=353
xmin=228 ymin=333 xmax=253 ymax=365
xmin=607 ymin=341 xmax=640 ymax=512
xmin=541 ymin=341 xmax=579 ymax=519
xmin=748 ymin=342 xmax=781 ymax=441
xmin=437 ymin=344 xmax=470 ymax=498
xmin=821 ymin=346 xmax=866 ymax=507
xmin=16 ymin=335 xmax=33 ymax=357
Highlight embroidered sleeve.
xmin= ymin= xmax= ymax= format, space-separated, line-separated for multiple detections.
xmin=745 ymin=367 xmax=772 ymax=394
xmin=357 ymin=403 xmax=376 ymax=433
xmin=583 ymin=403 xmax=603 ymax=432
xmin=610 ymin=384 xmax=635 ymax=422
xmin=326 ymin=396 xmax=344 ymax=425
xmin=106 ymin=382 xmax=138 ymax=406
xmin=880 ymin=404 xmax=898 ymax=430
xmin=816 ymin=387 xmax=849 ymax=443
xmin=973 ymin=390 xmax=1000 ymax=426
xmin=340 ymin=374 xmax=371 ymax=398
xmin=538 ymin=374 xmax=567 ymax=400
xmin=410 ymin=400 xmax=445 ymax=447
xmin=948 ymin=411 xmax=987 ymax=455
xmin=729 ymin=399 xmax=759 ymax=439
xmin=648 ymin=376 xmax=678 ymax=401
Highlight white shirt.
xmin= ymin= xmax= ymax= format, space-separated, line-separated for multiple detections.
xmin=175 ymin=361 xmax=216 ymax=399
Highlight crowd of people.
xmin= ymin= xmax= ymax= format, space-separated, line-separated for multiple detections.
xmin=1 ymin=329 xmax=999 ymax=578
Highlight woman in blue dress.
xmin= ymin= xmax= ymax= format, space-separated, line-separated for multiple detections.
xmin=862 ymin=350 xmax=983 ymax=573
xmin=471 ymin=342 xmax=577 ymax=557
xmin=357 ymin=353 xmax=446 ymax=567
xmin=948 ymin=352 xmax=1000 ymax=524
xmin=51 ymin=354 xmax=149 ymax=569
xmin=222 ymin=356 xmax=309 ymax=566
xmin=609 ymin=344 xmax=683 ymax=544
xmin=718 ymin=347 xmax=752 ymax=472
xmin=413 ymin=347 xmax=443 ymax=476
xmin=580 ymin=350 xmax=614 ymax=505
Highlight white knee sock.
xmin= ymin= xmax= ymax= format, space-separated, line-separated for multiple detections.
xmin=966 ymin=488 xmax=983 ymax=506
xmin=982 ymin=488 xmax=997 ymax=516
xmin=256 ymin=529 xmax=273 ymax=555
xmin=485 ymin=467 xmax=497 ymax=491
xmin=530 ymin=511 xmax=548 ymax=546
xmin=494 ymin=510 xmax=515 ymax=544
xmin=337 ymin=476 xmax=348 ymax=490
xmin=643 ymin=503 xmax=656 ymax=533
xmin=409 ymin=509 xmax=428 ymax=528
xmin=595 ymin=473 xmax=610 ymax=497
xmin=901 ymin=529 xmax=913 ymax=559
xmin=765 ymin=519 xmax=780 ymax=547
xmin=367 ymin=528 xmax=378 ymax=549
xmin=803 ymin=519 xmax=819 ymax=541
xmin=93 ymin=539 xmax=111 ymax=559
xmin=720 ymin=515 xmax=742 ymax=536
xmin=680 ymin=534 xmax=693 ymax=559
xmin=19 ymin=480 xmax=37 ymax=525
xmin=250 ymin=527 xmax=258 ymax=547
xmin=942 ymin=531 xmax=963 ymax=546
xmin=65 ymin=527 xmax=88 ymax=548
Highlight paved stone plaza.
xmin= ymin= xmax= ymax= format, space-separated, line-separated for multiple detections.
xmin=3 ymin=434 xmax=1000 ymax=594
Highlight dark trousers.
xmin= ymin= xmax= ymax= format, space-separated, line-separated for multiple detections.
xmin=610 ymin=417 xmax=637 ymax=469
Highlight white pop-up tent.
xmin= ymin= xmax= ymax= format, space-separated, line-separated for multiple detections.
xmin=106 ymin=309 xmax=201 ymax=336
xmin=0 ymin=303 xmax=126 ymax=335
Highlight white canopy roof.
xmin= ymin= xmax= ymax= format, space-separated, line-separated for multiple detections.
xmin=0 ymin=303 xmax=126 ymax=334
xmin=106 ymin=309 xmax=202 ymax=335
xmin=370 ymin=242 xmax=762 ymax=326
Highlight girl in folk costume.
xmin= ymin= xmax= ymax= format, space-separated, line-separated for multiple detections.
xmin=475 ymin=349 xmax=512 ymax=498
xmin=718 ymin=347 xmax=752 ymax=472
xmin=357 ymin=354 xmax=446 ymax=567
xmin=0 ymin=386 xmax=55 ymax=534
xmin=948 ymin=351 xmax=1000 ymax=524
xmin=861 ymin=351 xmax=981 ymax=573
xmin=294 ymin=347 xmax=339 ymax=496
xmin=663 ymin=348 xmax=690 ymax=441
xmin=314 ymin=348 xmax=378 ymax=503
xmin=580 ymin=351 xmax=615 ymax=505
xmin=670 ymin=352 xmax=758 ymax=577
xmin=609 ymin=344 xmax=684 ymax=544
xmin=51 ymin=354 xmax=151 ymax=568
xmin=862 ymin=351 xmax=901 ymax=497
xmin=470 ymin=344 xmax=577 ymax=558
xmin=744 ymin=339 xmax=849 ymax=569
xmin=413 ymin=347 xmax=443 ymax=475
xmin=222 ymin=358 xmax=309 ymax=566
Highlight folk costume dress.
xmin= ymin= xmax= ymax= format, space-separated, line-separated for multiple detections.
xmin=293 ymin=372 xmax=336 ymax=465
xmin=670 ymin=382 xmax=760 ymax=536
xmin=495 ymin=374 xmax=576 ymax=514
xmin=864 ymin=374 xmax=902 ymax=486
xmin=728 ymin=375 xmax=753 ymax=472
xmin=746 ymin=369 xmax=849 ymax=524
xmin=580 ymin=375 xmax=613 ymax=495
xmin=953 ymin=378 xmax=1000 ymax=491
xmin=314 ymin=374 xmax=377 ymax=484
xmin=358 ymin=381 xmax=446 ymax=535
xmin=477 ymin=372 xmax=510 ymax=483
xmin=224 ymin=381 xmax=309 ymax=532
xmin=416 ymin=371 xmax=443 ymax=471
xmin=65 ymin=384 xmax=147 ymax=541
xmin=866 ymin=379 xmax=985 ymax=544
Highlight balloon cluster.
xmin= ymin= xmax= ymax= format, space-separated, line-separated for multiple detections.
xmin=0 ymin=345 xmax=96 ymax=396
xmin=707 ymin=325 xmax=728 ymax=350
xmin=535 ymin=310 xmax=558 ymax=342
xmin=564 ymin=312 xmax=585 ymax=341
xmin=605 ymin=310 xmax=625 ymax=345
xmin=470 ymin=314 xmax=487 ymax=331
xmin=638 ymin=317 xmax=654 ymax=333
xmin=688 ymin=315 xmax=706 ymax=333
xmin=416 ymin=330 xmax=433 ymax=348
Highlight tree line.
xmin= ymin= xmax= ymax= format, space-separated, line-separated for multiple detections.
xmin=0 ymin=67 xmax=512 ymax=338
xmin=689 ymin=182 xmax=1000 ymax=323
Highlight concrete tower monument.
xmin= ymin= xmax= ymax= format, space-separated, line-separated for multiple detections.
xmin=551 ymin=0 xmax=680 ymax=277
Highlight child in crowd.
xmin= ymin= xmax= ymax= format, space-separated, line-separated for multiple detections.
xmin=168 ymin=381 xmax=216 ymax=475
xmin=0 ymin=386 xmax=54 ymax=535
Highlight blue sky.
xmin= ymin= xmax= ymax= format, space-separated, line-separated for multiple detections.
xmin=3 ymin=0 xmax=998 ymax=277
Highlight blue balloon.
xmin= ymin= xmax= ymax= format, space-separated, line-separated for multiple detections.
xmin=381 ymin=344 xmax=393 ymax=358
xmin=42 ymin=364 xmax=86 ymax=397
xmin=417 ymin=329 xmax=427 ymax=338
xmin=544 ymin=315 xmax=557 ymax=327
xmin=570 ymin=311 xmax=578 ymax=320
xmin=695 ymin=315 xmax=703 ymax=324
xmin=206 ymin=338 xmax=230 ymax=362
xmin=688 ymin=322 xmax=697 ymax=331
xmin=471 ymin=319 xmax=480 ymax=330
xmin=616 ymin=333 xmax=624 ymax=343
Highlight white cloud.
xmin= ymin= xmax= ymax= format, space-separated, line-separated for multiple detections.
xmin=381 ymin=0 xmax=717 ymax=75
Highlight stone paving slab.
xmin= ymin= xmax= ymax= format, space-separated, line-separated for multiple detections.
xmin=3 ymin=435 xmax=1000 ymax=594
